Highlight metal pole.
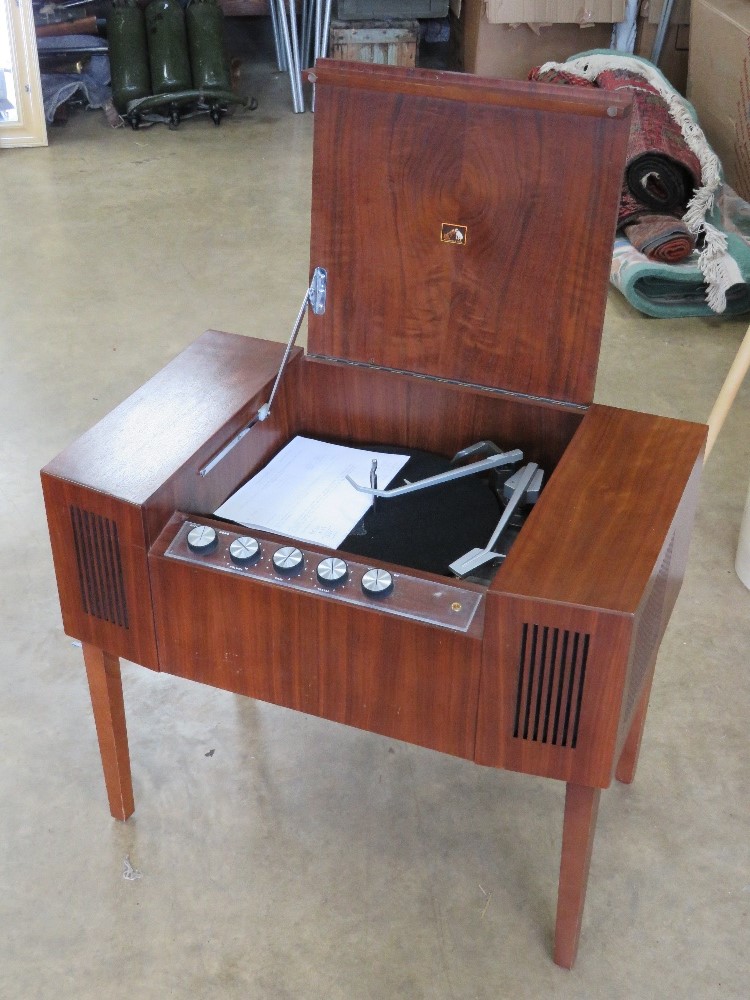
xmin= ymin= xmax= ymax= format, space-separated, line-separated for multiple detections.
xmin=274 ymin=0 xmax=303 ymax=112
xmin=269 ymin=0 xmax=288 ymax=73
xmin=314 ymin=0 xmax=323 ymax=60
xmin=287 ymin=0 xmax=305 ymax=112
xmin=320 ymin=0 xmax=333 ymax=59
xmin=300 ymin=0 xmax=313 ymax=70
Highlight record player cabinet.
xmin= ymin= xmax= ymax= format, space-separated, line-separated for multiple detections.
xmin=42 ymin=62 xmax=706 ymax=968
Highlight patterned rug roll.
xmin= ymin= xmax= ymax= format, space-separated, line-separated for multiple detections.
xmin=595 ymin=70 xmax=701 ymax=216
xmin=531 ymin=52 xmax=737 ymax=312
xmin=529 ymin=63 xmax=699 ymax=265
xmin=621 ymin=214 xmax=695 ymax=264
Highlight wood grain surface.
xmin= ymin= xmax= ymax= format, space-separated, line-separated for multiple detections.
xmin=150 ymin=515 xmax=484 ymax=760
xmin=309 ymin=62 xmax=632 ymax=407
xmin=42 ymin=331 xmax=290 ymax=505
xmin=494 ymin=404 xmax=706 ymax=612
xmin=82 ymin=644 xmax=134 ymax=821
xmin=554 ymin=783 xmax=601 ymax=968
xmin=294 ymin=355 xmax=583 ymax=473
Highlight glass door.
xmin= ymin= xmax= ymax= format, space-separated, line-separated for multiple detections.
xmin=0 ymin=0 xmax=47 ymax=147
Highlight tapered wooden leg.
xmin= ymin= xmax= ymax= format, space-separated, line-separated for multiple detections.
xmin=554 ymin=782 xmax=601 ymax=969
xmin=82 ymin=643 xmax=134 ymax=821
xmin=615 ymin=672 xmax=655 ymax=785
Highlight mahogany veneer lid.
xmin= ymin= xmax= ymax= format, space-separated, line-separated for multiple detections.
xmin=307 ymin=61 xmax=631 ymax=407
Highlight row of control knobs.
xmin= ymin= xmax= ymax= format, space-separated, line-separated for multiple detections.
xmin=186 ymin=525 xmax=394 ymax=597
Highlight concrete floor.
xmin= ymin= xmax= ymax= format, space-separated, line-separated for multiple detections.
xmin=1 ymin=22 xmax=749 ymax=1000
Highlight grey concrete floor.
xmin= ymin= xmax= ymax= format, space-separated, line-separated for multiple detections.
xmin=1 ymin=22 xmax=749 ymax=1000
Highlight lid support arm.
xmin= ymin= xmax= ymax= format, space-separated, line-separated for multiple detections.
xmin=258 ymin=267 xmax=327 ymax=422
xmin=198 ymin=268 xmax=326 ymax=478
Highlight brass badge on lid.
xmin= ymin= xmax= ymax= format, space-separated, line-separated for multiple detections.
xmin=441 ymin=223 xmax=467 ymax=246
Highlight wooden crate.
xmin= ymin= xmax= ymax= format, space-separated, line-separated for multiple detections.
xmin=218 ymin=0 xmax=270 ymax=15
xmin=329 ymin=19 xmax=419 ymax=67
xmin=335 ymin=0 xmax=447 ymax=18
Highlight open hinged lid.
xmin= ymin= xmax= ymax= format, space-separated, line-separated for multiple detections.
xmin=307 ymin=61 xmax=632 ymax=407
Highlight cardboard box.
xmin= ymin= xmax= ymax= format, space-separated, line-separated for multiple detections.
xmin=335 ymin=0 xmax=449 ymax=17
xmin=635 ymin=0 xmax=690 ymax=95
xmin=688 ymin=0 xmax=750 ymax=200
xmin=454 ymin=0 xmax=619 ymax=79
xmin=483 ymin=0 xmax=623 ymax=22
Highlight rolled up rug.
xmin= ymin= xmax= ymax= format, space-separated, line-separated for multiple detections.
xmin=621 ymin=213 xmax=695 ymax=263
xmin=595 ymin=69 xmax=701 ymax=214
xmin=610 ymin=184 xmax=750 ymax=318
xmin=626 ymin=152 xmax=695 ymax=213
xmin=534 ymin=52 xmax=735 ymax=313
xmin=530 ymin=60 xmax=698 ymax=266
xmin=528 ymin=67 xmax=593 ymax=88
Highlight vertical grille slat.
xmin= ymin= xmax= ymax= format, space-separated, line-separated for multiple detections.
xmin=71 ymin=506 xmax=95 ymax=617
xmin=92 ymin=511 xmax=112 ymax=621
xmin=70 ymin=506 xmax=129 ymax=629
xmin=541 ymin=627 xmax=559 ymax=744
xmin=571 ymin=634 xmax=589 ymax=749
xmin=532 ymin=626 xmax=549 ymax=742
xmin=522 ymin=623 xmax=539 ymax=739
xmin=87 ymin=509 xmax=108 ymax=620
xmin=109 ymin=522 xmax=129 ymax=627
xmin=514 ymin=623 xmax=590 ymax=749
xmin=561 ymin=631 xmax=581 ymax=747
xmin=551 ymin=629 xmax=569 ymax=745
xmin=513 ymin=625 xmax=529 ymax=736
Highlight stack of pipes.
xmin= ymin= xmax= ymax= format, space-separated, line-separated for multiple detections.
xmin=272 ymin=0 xmax=332 ymax=112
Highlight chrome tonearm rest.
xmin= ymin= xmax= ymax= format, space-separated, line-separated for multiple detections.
xmin=448 ymin=462 xmax=544 ymax=577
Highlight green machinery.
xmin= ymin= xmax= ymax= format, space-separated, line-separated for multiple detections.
xmin=108 ymin=0 xmax=250 ymax=128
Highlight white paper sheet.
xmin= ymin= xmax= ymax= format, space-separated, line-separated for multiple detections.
xmin=214 ymin=436 xmax=410 ymax=548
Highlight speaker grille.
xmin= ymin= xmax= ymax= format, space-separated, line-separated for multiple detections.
xmin=70 ymin=506 xmax=129 ymax=628
xmin=513 ymin=624 xmax=590 ymax=748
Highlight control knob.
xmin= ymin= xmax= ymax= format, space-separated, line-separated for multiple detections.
xmin=229 ymin=536 xmax=261 ymax=566
xmin=187 ymin=525 xmax=218 ymax=555
xmin=316 ymin=556 xmax=348 ymax=587
xmin=361 ymin=567 xmax=394 ymax=598
xmin=272 ymin=545 xmax=304 ymax=575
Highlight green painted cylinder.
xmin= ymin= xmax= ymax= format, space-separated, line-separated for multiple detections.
xmin=145 ymin=0 xmax=192 ymax=96
xmin=108 ymin=0 xmax=151 ymax=113
xmin=185 ymin=0 xmax=231 ymax=93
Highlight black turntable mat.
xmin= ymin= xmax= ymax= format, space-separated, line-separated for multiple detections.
xmin=337 ymin=445 xmax=525 ymax=581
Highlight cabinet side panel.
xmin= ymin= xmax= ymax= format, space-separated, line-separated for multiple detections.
xmin=42 ymin=473 xmax=158 ymax=669
xmin=614 ymin=456 xmax=703 ymax=757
